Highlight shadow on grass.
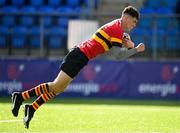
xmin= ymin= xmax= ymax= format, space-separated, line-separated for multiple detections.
xmin=1 ymin=96 xmax=180 ymax=107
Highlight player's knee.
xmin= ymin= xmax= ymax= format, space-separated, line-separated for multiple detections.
xmin=48 ymin=81 xmax=67 ymax=94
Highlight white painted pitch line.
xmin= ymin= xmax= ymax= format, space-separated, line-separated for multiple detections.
xmin=1 ymin=132 xmax=178 ymax=133
xmin=0 ymin=119 xmax=22 ymax=123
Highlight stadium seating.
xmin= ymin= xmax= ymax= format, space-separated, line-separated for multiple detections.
xmin=163 ymin=0 xmax=177 ymax=9
xmin=67 ymin=0 xmax=80 ymax=8
xmin=156 ymin=7 xmax=173 ymax=28
xmin=1 ymin=6 xmax=18 ymax=26
xmin=11 ymin=26 xmax=27 ymax=48
xmin=0 ymin=0 xmax=95 ymax=55
xmin=155 ymin=29 xmax=166 ymax=50
xmin=131 ymin=28 xmax=146 ymax=45
xmin=131 ymin=28 xmax=167 ymax=50
xmin=48 ymin=0 xmax=62 ymax=7
xmin=0 ymin=0 xmax=5 ymax=6
xmin=12 ymin=0 xmax=24 ymax=7
xmin=132 ymin=28 xmax=152 ymax=50
xmin=139 ymin=7 xmax=154 ymax=28
xmin=145 ymin=0 xmax=161 ymax=8
xmin=29 ymin=26 xmax=40 ymax=48
xmin=56 ymin=6 xmax=76 ymax=15
xmin=20 ymin=6 xmax=36 ymax=27
xmin=141 ymin=0 xmax=180 ymax=51
xmin=57 ymin=17 xmax=69 ymax=28
xmin=167 ymin=28 xmax=180 ymax=50
xmin=56 ymin=6 xmax=76 ymax=28
xmin=47 ymin=26 xmax=67 ymax=48
xmin=30 ymin=0 xmax=43 ymax=7
xmin=39 ymin=6 xmax=55 ymax=27
xmin=0 ymin=26 xmax=8 ymax=48
xmin=139 ymin=29 xmax=166 ymax=50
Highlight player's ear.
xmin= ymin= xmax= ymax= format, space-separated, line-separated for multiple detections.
xmin=122 ymin=14 xmax=128 ymax=20
xmin=127 ymin=15 xmax=133 ymax=21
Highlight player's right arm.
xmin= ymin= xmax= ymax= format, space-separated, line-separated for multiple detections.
xmin=122 ymin=33 xmax=135 ymax=49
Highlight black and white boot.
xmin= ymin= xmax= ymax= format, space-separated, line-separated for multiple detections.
xmin=11 ymin=92 xmax=23 ymax=117
xmin=23 ymin=104 xmax=35 ymax=129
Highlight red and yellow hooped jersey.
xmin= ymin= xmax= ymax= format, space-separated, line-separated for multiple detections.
xmin=78 ymin=19 xmax=124 ymax=59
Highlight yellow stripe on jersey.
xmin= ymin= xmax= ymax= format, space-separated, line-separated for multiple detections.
xmin=92 ymin=34 xmax=109 ymax=51
xmin=111 ymin=37 xmax=122 ymax=44
xmin=98 ymin=29 xmax=110 ymax=40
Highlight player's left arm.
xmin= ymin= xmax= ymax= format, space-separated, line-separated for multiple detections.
xmin=135 ymin=43 xmax=145 ymax=52
xmin=121 ymin=43 xmax=145 ymax=59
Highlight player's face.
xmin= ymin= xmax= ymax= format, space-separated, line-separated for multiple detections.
xmin=126 ymin=16 xmax=138 ymax=31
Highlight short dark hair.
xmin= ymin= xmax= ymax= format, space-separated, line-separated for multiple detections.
xmin=122 ymin=6 xmax=140 ymax=20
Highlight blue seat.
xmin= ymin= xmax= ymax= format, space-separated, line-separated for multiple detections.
xmin=167 ymin=28 xmax=180 ymax=50
xmin=156 ymin=8 xmax=173 ymax=28
xmin=56 ymin=6 xmax=77 ymax=28
xmin=156 ymin=29 xmax=166 ymax=50
xmin=0 ymin=26 xmax=9 ymax=48
xmin=0 ymin=0 xmax=5 ymax=6
xmin=56 ymin=6 xmax=79 ymax=19
xmin=20 ymin=6 xmax=36 ymax=27
xmin=11 ymin=26 xmax=27 ymax=48
xmin=139 ymin=8 xmax=154 ymax=28
xmin=57 ymin=17 xmax=69 ymax=28
xmin=2 ymin=6 xmax=18 ymax=26
xmin=29 ymin=26 xmax=40 ymax=48
xmin=156 ymin=17 xmax=169 ymax=29
xmin=131 ymin=28 xmax=153 ymax=49
xmin=170 ymin=18 xmax=179 ymax=29
xmin=30 ymin=0 xmax=43 ymax=7
xmin=39 ymin=6 xmax=54 ymax=13
xmin=39 ymin=6 xmax=54 ymax=27
xmin=67 ymin=0 xmax=80 ymax=8
xmin=0 ymin=36 xmax=6 ymax=48
xmin=56 ymin=6 xmax=75 ymax=15
xmin=139 ymin=7 xmax=155 ymax=14
xmin=163 ymin=0 xmax=177 ymax=9
xmin=48 ymin=26 xmax=67 ymax=48
xmin=48 ymin=36 xmax=64 ymax=48
xmin=139 ymin=29 xmax=165 ymax=50
xmin=12 ymin=0 xmax=24 ymax=6
xmin=145 ymin=0 xmax=161 ymax=8
xmin=85 ymin=0 xmax=98 ymax=9
xmin=73 ymin=6 xmax=90 ymax=16
xmin=138 ymin=18 xmax=152 ymax=28
xmin=156 ymin=7 xmax=173 ymax=14
xmin=48 ymin=0 xmax=62 ymax=7
xmin=131 ymin=28 xmax=146 ymax=44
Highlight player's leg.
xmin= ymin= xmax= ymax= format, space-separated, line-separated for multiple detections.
xmin=11 ymin=70 xmax=72 ymax=117
xmin=11 ymin=83 xmax=51 ymax=117
xmin=23 ymin=93 xmax=56 ymax=129
xmin=23 ymin=70 xmax=73 ymax=129
xmin=11 ymin=47 xmax=84 ymax=117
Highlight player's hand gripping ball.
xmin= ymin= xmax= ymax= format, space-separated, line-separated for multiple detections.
xmin=123 ymin=33 xmax=131 ymax=40
xmin=122 ymin=33 xmax=134 ymax=48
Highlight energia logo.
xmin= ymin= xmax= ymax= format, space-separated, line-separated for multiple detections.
xmin=138 ymin=83 xmax=176 ymax=97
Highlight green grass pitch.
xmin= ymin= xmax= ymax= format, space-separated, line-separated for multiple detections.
xmin=0 ymin=97 xmax=180 ymax=133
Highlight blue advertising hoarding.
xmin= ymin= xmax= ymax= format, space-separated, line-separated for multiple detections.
xmin=0 ymin=59 xmax=179 ymax=100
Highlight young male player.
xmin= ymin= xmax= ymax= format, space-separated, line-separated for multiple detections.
xmin=11 ymin=6 xmax=145 ymax=129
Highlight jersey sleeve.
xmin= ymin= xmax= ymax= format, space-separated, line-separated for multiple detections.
xmin=101 ymin=20 xmax=124 ymax=47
